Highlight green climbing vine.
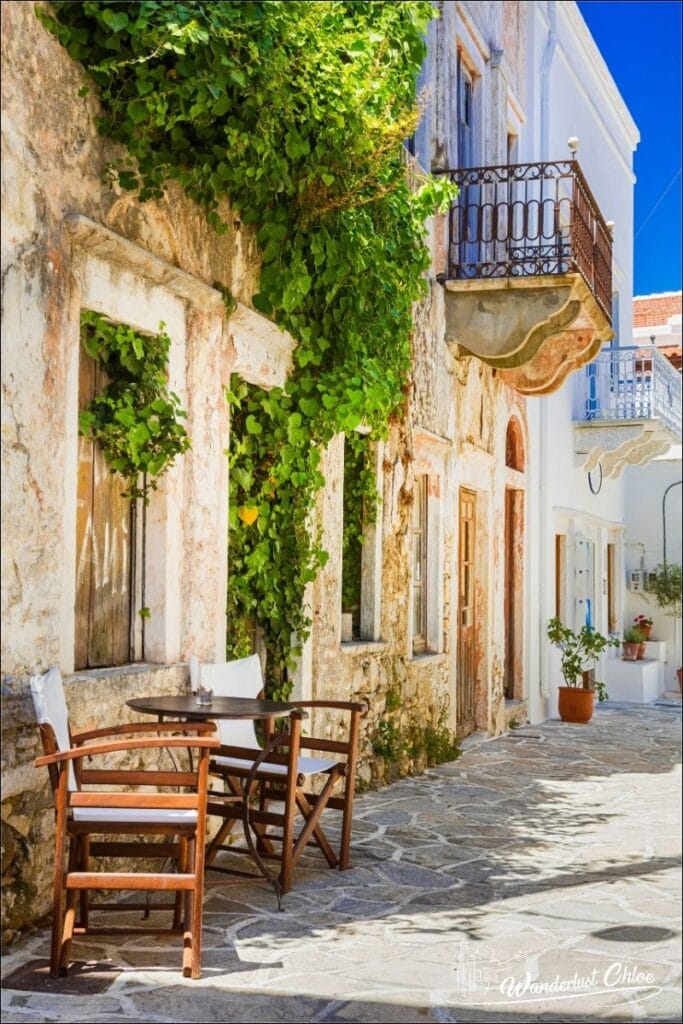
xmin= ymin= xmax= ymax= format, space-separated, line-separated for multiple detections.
xmin=42 ymin=1 xmax=456 ymax=697
xmin=79 ymin=311 xmax=190 ymax=501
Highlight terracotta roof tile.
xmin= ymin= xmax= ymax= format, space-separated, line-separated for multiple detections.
xmin=633 ymin=292 xmax=682 ymax=328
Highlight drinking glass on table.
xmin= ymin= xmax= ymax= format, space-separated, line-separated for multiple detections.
xmin=196 ymin=663 xmax=214 ymax=706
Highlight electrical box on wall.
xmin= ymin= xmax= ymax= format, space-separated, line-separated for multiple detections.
xmin=629 ymin=570 xmax=657 ymax=592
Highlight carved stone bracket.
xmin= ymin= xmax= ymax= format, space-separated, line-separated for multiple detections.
xmin=443 ymin=272 xmax=612 ymax=396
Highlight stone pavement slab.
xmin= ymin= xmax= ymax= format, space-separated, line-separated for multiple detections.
xmin=2 ymin=703 xmax=681 ymax=1023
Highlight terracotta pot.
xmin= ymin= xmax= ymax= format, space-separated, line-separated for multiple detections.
xmin=558 ymin=686 xmax=595 ymax=724
xmin=677 ymin=667 xmax=683 ymax=691
xmin=622 ymin=642 xmax=640 ymax=661
xmin=640 ymin=624 xmax=653 ymax=641
xmin=637 ymin=642 xmax=646 ymax=660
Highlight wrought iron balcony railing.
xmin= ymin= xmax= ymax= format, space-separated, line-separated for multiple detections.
xmin=440 ymin=160 xmax=613 ymax=322
xmin=578 ymin=345 xmax=682 ymax=438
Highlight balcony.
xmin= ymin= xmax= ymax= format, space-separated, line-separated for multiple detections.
xmin=438 ymin=160 xmax=614 ymax=395
xmin=574 ymin=346 xmax=682 ymax=478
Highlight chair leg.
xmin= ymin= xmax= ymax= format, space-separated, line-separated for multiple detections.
xmin=190 ymin=833 xmax=206 ymax=980
xmin=340 ymin=711 xmax=362 ymax=871
xmin=78 ymin=835 xmax=90 ymax=928
xmin=293 ymin=776 xmax=340 ymax=870
xmin=173 ymin=836 xmax=188 ymax=931
xmin=182 ymin=839 xmax=194 ymax=979
xmin=50 ymin=774 xmax=69 ymax=978
xmin=339 ymin=778 xmax=355 ymax=871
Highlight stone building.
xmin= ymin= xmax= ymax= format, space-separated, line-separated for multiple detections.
xmin=1 ymin=1 xmax=293 ymax=940
xmin=4 ymin=0 xmax=676 ymax=944
xmin=298 ymin=0 xmax=645 ymax=781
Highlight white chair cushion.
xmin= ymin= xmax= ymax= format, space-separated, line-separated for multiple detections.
xmin=189 ymin=654 xmax=264 ymax=750
xmin=72 ymin=807 xmax=198 ymax=825
xmin=213 ymin=754 xmax=338 ymax=776
xmin=30 ymin=667 xmax=78 ymax=792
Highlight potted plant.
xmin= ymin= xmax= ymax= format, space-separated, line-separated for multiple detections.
xmin=622 ymin=625 xmax=645 ymax=662
xmin=547 ymin=617 xmax=619 ymax=723
xmin=633 ymin=614 xmax=654 ymax=641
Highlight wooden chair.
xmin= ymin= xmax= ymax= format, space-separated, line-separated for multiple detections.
xmin=191 ymin=655 xmax=367 ymax=894
xmin=31 ymin=667 xmax=219 ymax=980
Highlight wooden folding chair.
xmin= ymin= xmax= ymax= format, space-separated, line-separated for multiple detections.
xmin=31 ymin=667 xmax=218 ymax=980
xmin=191 ymin=655 xmax=367 ymax=894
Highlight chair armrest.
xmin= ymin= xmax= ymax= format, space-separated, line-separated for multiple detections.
xmin=288 ymin=700 xmax=368 ymax=715
xmin=72 ymin=721 xmax=216 ymax=744
xmin=35 ymin=735 xmax=219 ymax=768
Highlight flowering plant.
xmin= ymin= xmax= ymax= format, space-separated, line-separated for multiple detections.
xmin=633 ymin=614 xmax=653 ymax=629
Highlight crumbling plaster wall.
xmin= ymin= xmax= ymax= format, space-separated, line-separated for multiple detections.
xmin=302 ymin=0 xmax=532 ymax=775
xmin=1 ymin=2 xmax=290 ymax=944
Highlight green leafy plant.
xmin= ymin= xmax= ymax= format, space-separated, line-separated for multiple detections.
xmin=384 ymin=687 xmax=402 ymax=714
xmin=78 ymin=311 xmax=190 ymax=501
xmin=371 ymin=720 xmax=408 ymax=762
xmin=647 ymin=563 xmax=682 ymax=618
xmin=409 ymin=714 xmax=461 ymax=766
xmin=622 ymin=625 xmax=645 ymax=644
xmin=42 ymin=2 xmax=456 ymax=697
xmin=547 ymin=617 xmax=619 ymax=699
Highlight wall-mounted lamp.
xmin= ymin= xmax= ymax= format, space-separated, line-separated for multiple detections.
xmin=567 ymin=136 xmax=580 ymax=156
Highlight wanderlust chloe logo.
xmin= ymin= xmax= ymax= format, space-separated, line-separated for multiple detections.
xmin=500 ymin=963 xmax=659 ymax=1002
xmin=452 ymin=944 xmax=662 ymax=1006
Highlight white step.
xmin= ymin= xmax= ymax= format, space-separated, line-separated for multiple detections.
xmin=603 ymin=657 xmax=665 ymax=703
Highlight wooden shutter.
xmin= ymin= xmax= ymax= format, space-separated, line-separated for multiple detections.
xmin=75 ymin=354 xmax=133 ymax=669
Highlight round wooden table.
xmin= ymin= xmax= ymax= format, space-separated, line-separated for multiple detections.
xmin=127 ymin=694 xmax=296 ymax=722
xmin=126 ymin=694 xmax=301 ymax=908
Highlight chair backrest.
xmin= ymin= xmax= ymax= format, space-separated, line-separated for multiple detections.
xmin=189 ymin=654 xmax=264 ymax=749
xmin=30 ymin=667 xmax=78 ymax=791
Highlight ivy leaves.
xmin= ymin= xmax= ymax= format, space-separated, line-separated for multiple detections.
xmin=78 ymin=312 xmax=190 ymax=501
xmin=43 ymin=2 xmax=456 ymax=696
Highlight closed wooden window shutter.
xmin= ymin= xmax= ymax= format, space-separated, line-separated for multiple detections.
xmin=75 ymin=352 xmax=136 ymax=669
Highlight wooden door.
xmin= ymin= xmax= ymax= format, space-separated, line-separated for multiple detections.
xmin=457 ymin=489 xmax=477 ymax=735
xmin=504 ymin=489 xmax=524 ymax=700
xmin=75 ymin=354 xmax=135 ymax=669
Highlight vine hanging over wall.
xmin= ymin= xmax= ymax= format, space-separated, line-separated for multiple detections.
xmin=43 ymin=2 xmax=456 ymax=698
xmin=79 ymin=311 xmax=190 ymax=501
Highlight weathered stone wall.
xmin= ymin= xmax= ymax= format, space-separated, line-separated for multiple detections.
xmin=1 ymin=2 xmax=291 ymax=944
xmin=301 ymin=0 xmax=532 ymax=779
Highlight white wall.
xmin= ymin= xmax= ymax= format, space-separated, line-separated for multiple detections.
xmin=526 ymin=1 xmax=639 ymax=717
xmin=623 ymin=455 xmax=683 ymax=690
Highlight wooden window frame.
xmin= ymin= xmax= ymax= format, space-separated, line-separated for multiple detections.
xmin=412 ymin=475 xmax=429 ymax=654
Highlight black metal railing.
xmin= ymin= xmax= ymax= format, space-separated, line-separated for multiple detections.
xmin=439 ymin=160 xmax=612 ymax=322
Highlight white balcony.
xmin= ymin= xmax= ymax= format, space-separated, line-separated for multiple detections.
xmin=574 ymin=345 xmax=682 ymax=478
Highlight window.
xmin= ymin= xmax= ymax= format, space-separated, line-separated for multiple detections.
xmin=340 ymin=434 xmax=382 ymax=642
xmin=75 ymin=327 xmax=145 ymax=669
xmin=555 ymin=534 xmax=567 ymax=622
xmin=607 ymin=542 xmax=618 ymax=634
xmin=412 ymin=475 xmax=428 ymax=653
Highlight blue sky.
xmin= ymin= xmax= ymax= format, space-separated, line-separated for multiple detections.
xmin=577 ymin=1 xmax=682 ymax=296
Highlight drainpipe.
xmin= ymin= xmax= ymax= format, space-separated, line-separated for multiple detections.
xmin=537 ymin=1 xmax=558 ymax=716
xmin=662 ymin=480 xmax=682 ymax=569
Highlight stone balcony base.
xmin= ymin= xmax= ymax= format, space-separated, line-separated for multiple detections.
xmin=444 ymin=272 xmax=612 ymax=396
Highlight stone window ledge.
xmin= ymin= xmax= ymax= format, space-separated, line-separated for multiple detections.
xmin=339 ymin=641 xmax=389 ymax=656
xmin=410 ymin=652 xmax=447 ymax=666
xmin=66 ymin=662 xmax=187 ymax=685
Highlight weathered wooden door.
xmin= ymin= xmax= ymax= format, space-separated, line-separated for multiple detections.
xmin=457 ymin=488 xmax=477 ymax=735
xmin=75 ymin=354 xmax=135 ymax=669
xmin=504 ymin=488 xmax=524 ymax=700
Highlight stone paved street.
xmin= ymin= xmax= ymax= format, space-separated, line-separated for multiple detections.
xmin=2 ymin=702 xmax=681 ymax=1023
